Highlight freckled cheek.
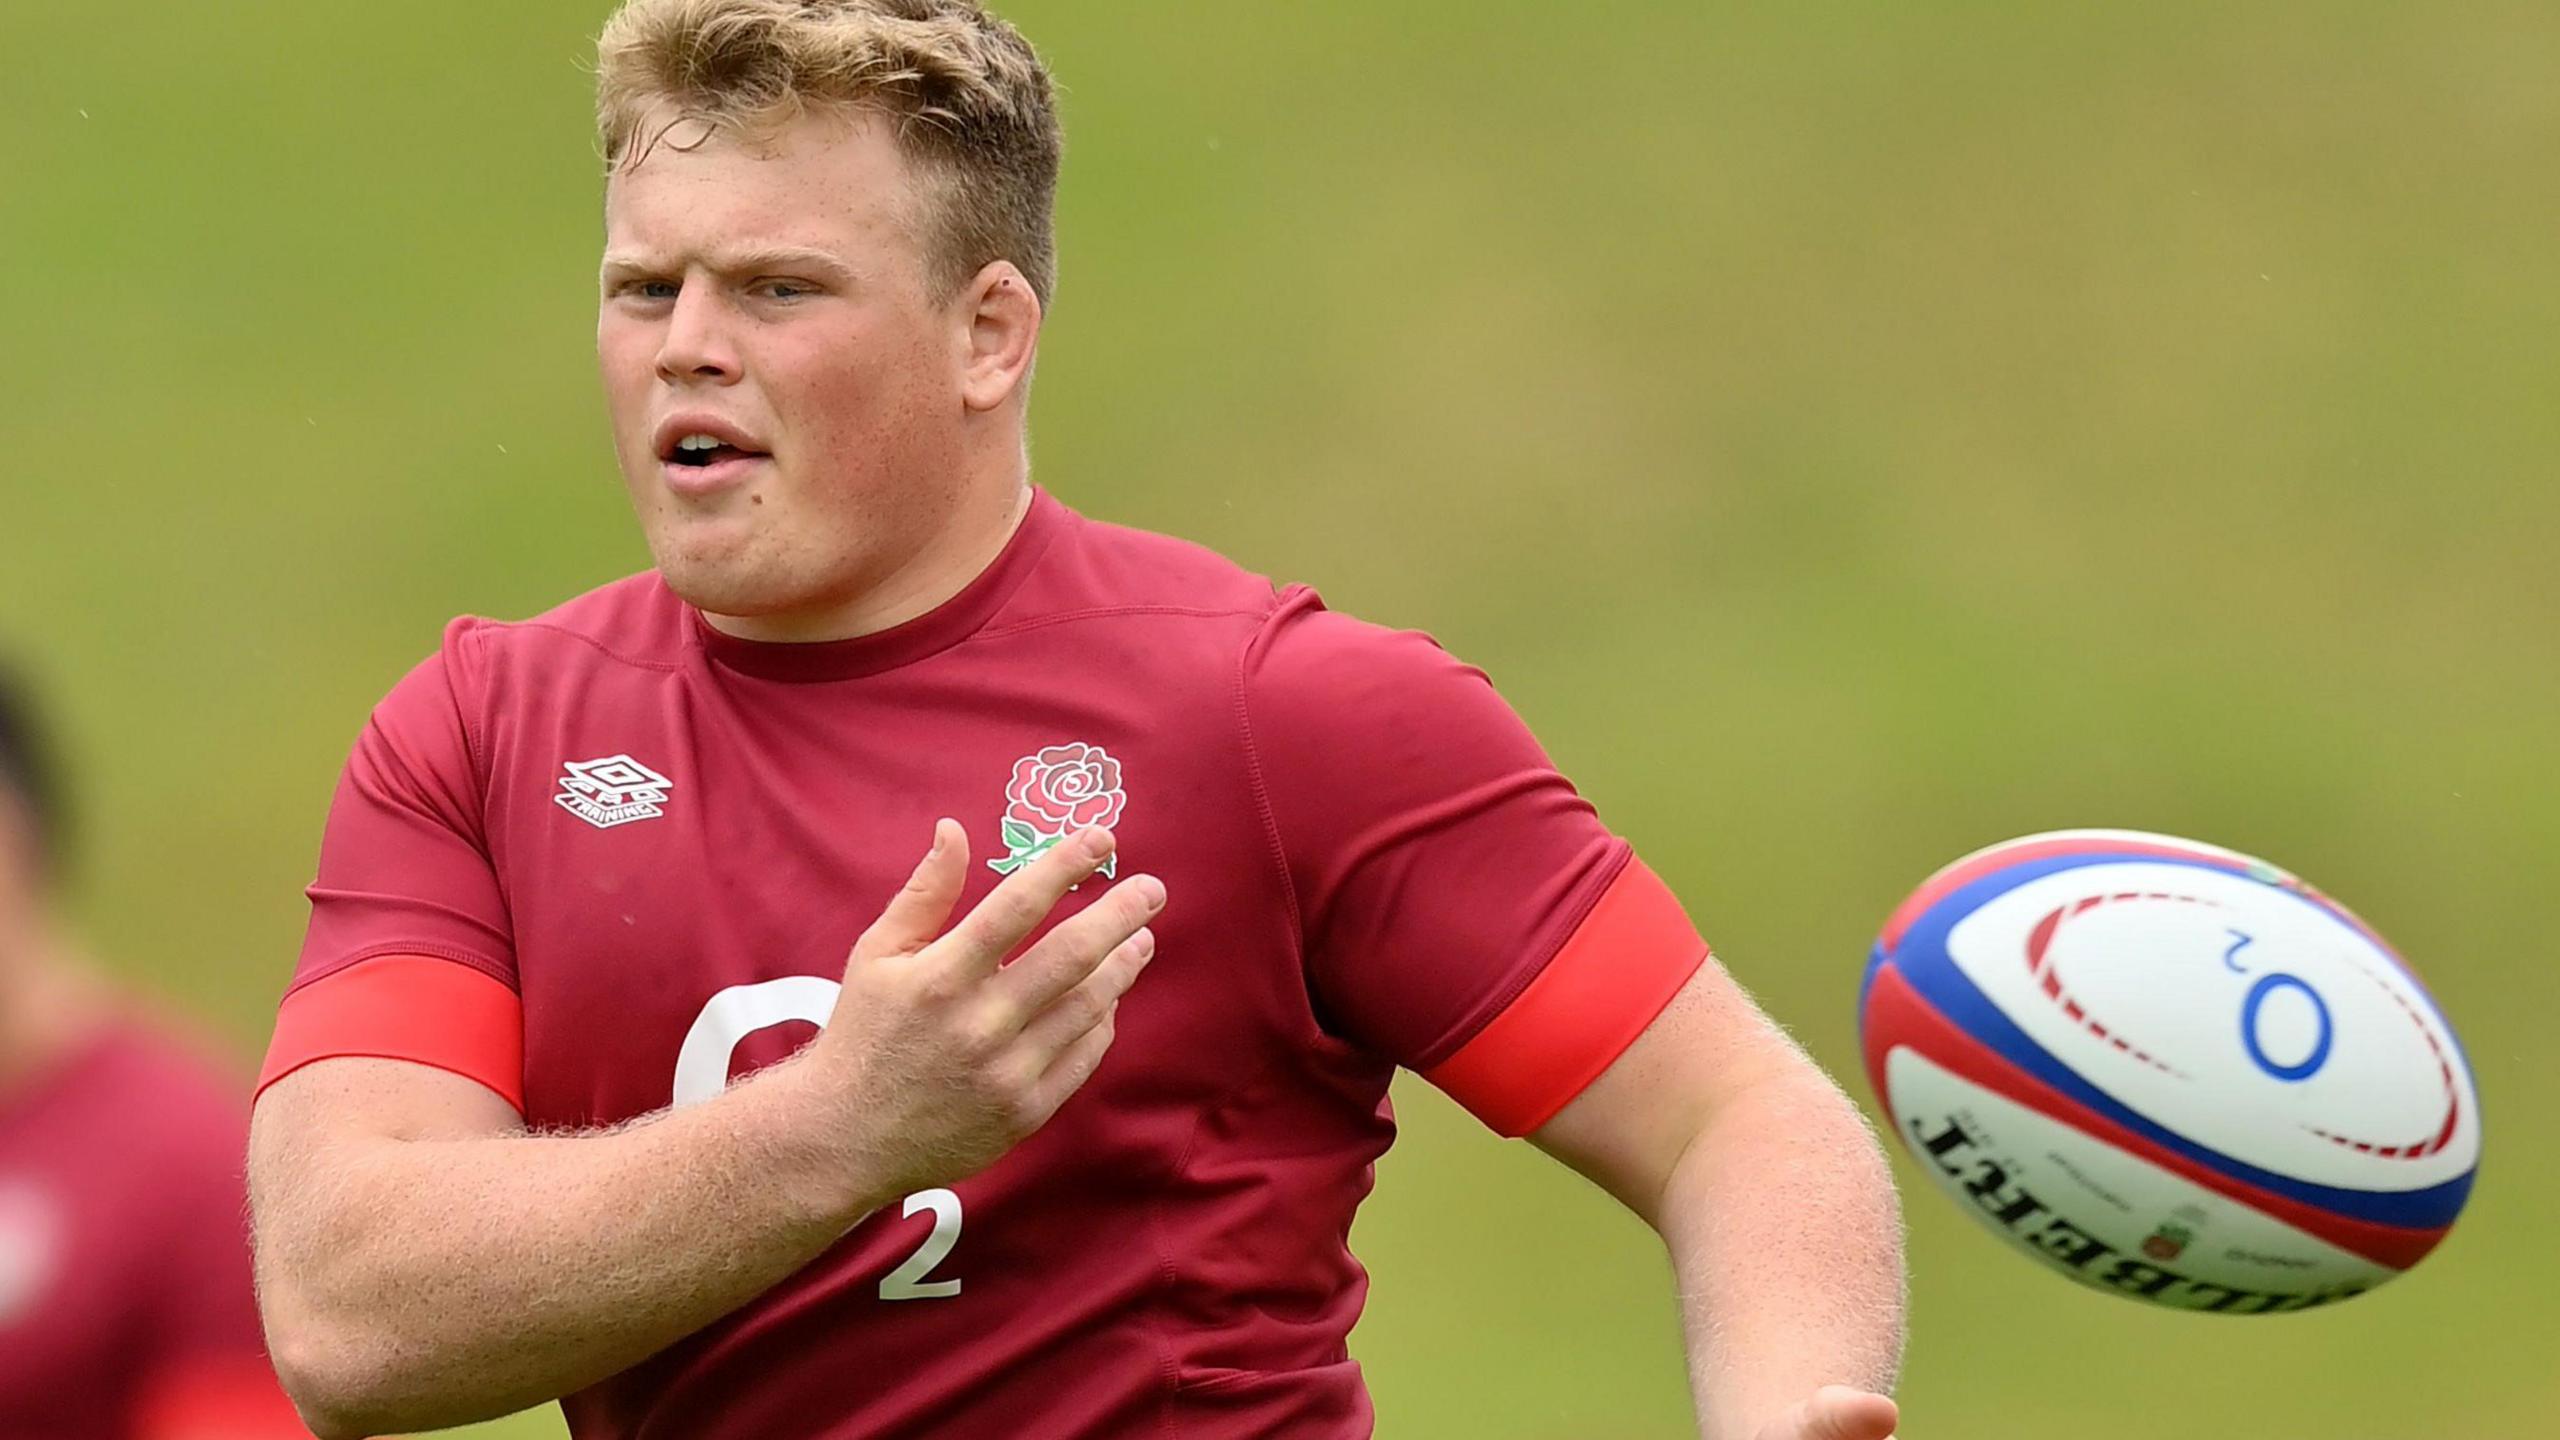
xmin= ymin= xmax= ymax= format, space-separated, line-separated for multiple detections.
xmin=773 ymin=355 xmax=908 ymax=461
xmin=596 ymin=317 xmax=654 ymax=383
xmin=597 ymin=332 xmax=659 ymax=464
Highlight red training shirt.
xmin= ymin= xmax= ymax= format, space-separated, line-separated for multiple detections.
xmin=260 ymin=489 xmax=1707 ymax=1439
xmin=1 ymin=1017 xmax=307 ymax=1439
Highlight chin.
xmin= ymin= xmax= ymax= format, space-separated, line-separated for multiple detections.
xmin=655 ymin=538 xmax=866 ymax=627
xmin=657 ymin=559 xmax=790 ymax=619
xmin=650 ymin=529 xmax=784 ymax=615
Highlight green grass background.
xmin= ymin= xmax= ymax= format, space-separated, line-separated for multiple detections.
xmin=5 ymin=1 xmax=2555 ymax=1434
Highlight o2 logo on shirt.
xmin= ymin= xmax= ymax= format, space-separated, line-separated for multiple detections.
xmin=670 ymin=979 xmax=962 ymax=1301
xmin=0 ymin=1179 xmax=60 ymax=1327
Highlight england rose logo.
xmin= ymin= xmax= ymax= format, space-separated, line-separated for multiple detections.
xmin=991 ymin=741 xmax=1127 ymax=877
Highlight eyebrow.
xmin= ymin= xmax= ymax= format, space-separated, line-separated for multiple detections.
xmin=599 ymin=246 xmax=860 ymax=284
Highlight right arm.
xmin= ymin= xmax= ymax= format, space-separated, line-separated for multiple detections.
xmin=249 ymin=820 xmax=1160 ymax=1439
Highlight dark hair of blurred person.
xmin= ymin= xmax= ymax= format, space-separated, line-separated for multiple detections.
xmin=0 ymin=661 xmax=312 ymax=1437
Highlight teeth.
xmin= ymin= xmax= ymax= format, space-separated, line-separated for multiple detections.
xmin=676 ymin=434 xmax=725 ymax=452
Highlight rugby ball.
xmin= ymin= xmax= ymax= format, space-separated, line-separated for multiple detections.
xmin=1860 ymin=829 xmax=2478 ymax=1313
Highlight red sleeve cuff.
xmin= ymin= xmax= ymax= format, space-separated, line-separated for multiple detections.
xmin=258 ymin=954 xmax=525 ymax=1113
xmin=1422 ymin=859 xmax=1709 ymax=1137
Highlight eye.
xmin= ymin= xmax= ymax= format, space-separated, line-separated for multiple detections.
xmin=754 ymin=279 xmax=817 ymax=302
xmin=609 ymin=278 xmax=679 ymax=302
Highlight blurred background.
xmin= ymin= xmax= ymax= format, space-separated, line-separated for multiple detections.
xmin=5 ymin=0 xmax=2555 ymax=1434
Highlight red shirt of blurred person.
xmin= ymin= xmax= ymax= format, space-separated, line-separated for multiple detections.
xmin=0 ymin=668 xmax=307 ymax=1440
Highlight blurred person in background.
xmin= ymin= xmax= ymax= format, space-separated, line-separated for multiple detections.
xmin=0 ymin=662 xmax=309 ymax=1439
xmin=246 ymin=2 xmax=1903 ymax=1438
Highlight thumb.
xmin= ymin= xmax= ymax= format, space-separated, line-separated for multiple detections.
xmin=852 ymin=819 xmax=968 ymax=962
xmin=1795 ymin=1386 xmax=1899 ymax=1440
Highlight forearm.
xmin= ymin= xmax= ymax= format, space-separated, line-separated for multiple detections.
xmin=1659 ymin=1069 xmax=1906 ymax=1440
xmin=252 ymin=1057 xmax=872 ymax=1436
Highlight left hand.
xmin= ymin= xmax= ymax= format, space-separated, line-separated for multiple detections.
xmin=1751 ymin=1385 xmax=1899 ymax=1440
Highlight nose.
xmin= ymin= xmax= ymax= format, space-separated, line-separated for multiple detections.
xmin=655 ymin=279 xmax=741 ymax=385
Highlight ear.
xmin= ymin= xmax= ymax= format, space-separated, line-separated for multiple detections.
xmin=957 ymin=260 xmax=1043 ymax=413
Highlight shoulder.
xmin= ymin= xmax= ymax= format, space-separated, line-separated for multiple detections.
xmin=1236 ymin=589 xmax=1565 ymax=824
xmin=1024 ymin=502 xmax=1510 ymax=728
xmin=1006 ymin=504 xmax=1288 ymax=631
xmin=341 ymin=575 xmax=683 ymax=798
xmin=1009 ymin=504 xmax=1507 ymax=732
xmin=441 ymin=571 xmax=691 ymax=687
xmin=1241 ymin=587 xmax=1480 ymax=701
xmin=373 ymin=572 xmax=687 ymax=731
xmin=71 ymin=1018 xmax=250 ymax=1172
xmin=1017 ymin=503 xmax=1474 ymax=678
xmin=1240 ymin=588 xmax=1521 ymax=757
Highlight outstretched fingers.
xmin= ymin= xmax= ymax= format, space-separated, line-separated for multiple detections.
xmin=1022 ymin=999 xmax=1122 ymax=1127
xmin=998 ymin=871 xmax=1164 ymax=1021
xmin=938 ymin=826 xmax=1119 ymax=975
xmin=851 ymin=819 xmax=970 ymax=964
xmin=1013 ymin=923 xmax=1155 ymax=1063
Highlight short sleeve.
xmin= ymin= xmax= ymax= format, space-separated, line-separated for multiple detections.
xmin=1239 ymin=588 xmax=1709 ymax=1134
xmin=296 ymin=629 xmax=512 ymax=988
xmin=259 ymin=623 xmax=524 ymax=1108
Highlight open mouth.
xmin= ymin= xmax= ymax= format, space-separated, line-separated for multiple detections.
xmin=667 ymin=434 xmax=767 ymax=469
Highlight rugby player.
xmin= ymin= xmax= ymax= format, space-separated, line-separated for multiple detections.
xmin=0 ymin=663 xmax=309 ymax=1438
xmin=248 ymin=3 xmax=1907 ymax=1436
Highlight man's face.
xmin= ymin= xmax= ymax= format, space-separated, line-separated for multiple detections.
xmin=599 ymin=111 xmax=973 ymax=626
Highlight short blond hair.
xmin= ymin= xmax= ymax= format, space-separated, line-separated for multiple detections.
xmin=597 ymin=0 xmax=1063 ymax=305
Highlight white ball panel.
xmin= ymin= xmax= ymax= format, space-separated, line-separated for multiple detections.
xmin=1938 ymin=861 xmax=2478 ymax=1192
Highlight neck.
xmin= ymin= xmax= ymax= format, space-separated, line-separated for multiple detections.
xmin=702 ymin=480 xmax=1035 ymax=646
xmin=0 ymin=922 xmax=111 ymax=1102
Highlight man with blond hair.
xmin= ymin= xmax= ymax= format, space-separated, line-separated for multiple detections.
xmin=247 ymin=2 xmax=1907 ymax=1437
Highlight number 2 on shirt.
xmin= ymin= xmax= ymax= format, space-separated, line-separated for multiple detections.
xmin=671 ymin=977 xmax=963 ymax=1300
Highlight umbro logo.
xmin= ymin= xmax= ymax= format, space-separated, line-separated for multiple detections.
xmin=556 ymin=754 xmax=675 ymax=830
